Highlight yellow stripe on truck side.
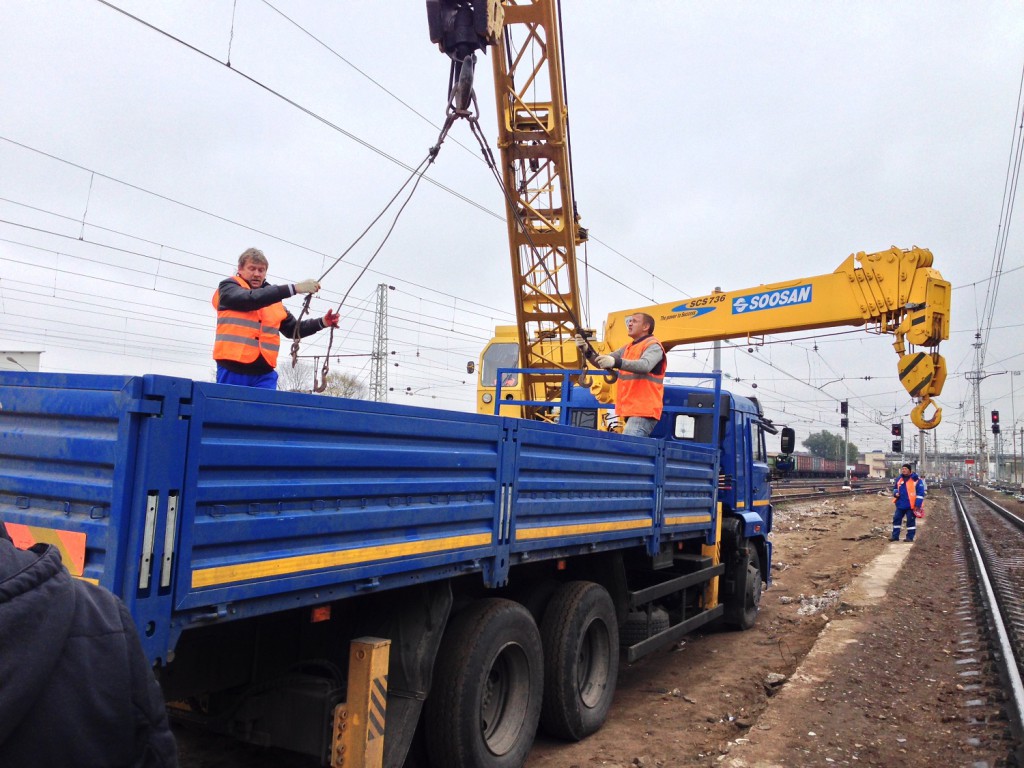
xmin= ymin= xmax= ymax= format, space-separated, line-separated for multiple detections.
xmin=191 ymin=532 xmax=492 ymax=589
xmin=516 ymin=518 xmax=652 ymax=541
xmin=664 ymin=514 xmax=713 ymax=526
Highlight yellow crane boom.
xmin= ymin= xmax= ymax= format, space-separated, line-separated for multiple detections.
xmin=600 ymin=246 xmax=950 ymax=429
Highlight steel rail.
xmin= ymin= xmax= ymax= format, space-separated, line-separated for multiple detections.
xmin=952 ymin=484 xmax=1024 ymax=750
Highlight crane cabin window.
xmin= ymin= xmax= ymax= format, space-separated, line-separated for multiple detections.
xmin=481 ymin=343 xmax=519 ymax=388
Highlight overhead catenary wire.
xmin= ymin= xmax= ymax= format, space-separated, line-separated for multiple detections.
xmin=0 ymin=140 xmax=516 ymax=320
xmin=978 ymin=59 xmax=1024 ymax=367
xmin=0 ymin=198 xmax=516 ymax=327
xmin=290 ymin=113 xmax=463 ymax=390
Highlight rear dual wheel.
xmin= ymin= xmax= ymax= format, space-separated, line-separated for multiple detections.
xmin=539 ymin=581 xmax=619 ymax=741
xmin=426 ymin=599 xmax=542 ymax=768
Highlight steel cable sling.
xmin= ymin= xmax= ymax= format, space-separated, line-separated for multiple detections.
xmin=289 ymin=112 xmax=460 ymax=392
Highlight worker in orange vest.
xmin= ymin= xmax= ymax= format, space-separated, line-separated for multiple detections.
xmin=576 ymin=312 xmax=666 ymax=437
xmin=213 ymin=247 xmax=339 ymax=389
xmin=891 ymin=462 xmax=925 ymax=542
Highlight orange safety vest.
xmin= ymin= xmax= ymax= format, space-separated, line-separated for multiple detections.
xmin=892 ymin=475 xmax=918 ymax=508
xmin=211 ymin=275 xmax=288 ymax=368
xmin=616 ymin=335 xmax=667 ymax=419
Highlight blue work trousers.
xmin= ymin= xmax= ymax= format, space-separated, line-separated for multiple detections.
xmin=891 ymin=507 xmax=917 ymax=541
xmin=215 ymin=367 xmax=279 ymax=390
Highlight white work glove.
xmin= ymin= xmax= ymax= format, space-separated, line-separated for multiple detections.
xmin=573 ymin=334 xmax=587 ymax=351
xmin=294 ymin=279 xmax=321 ymax=295
xmin=604 ymin=413 xmax=622 ymax=432
xmin=595 ymin=355 xmax=616 ymax=370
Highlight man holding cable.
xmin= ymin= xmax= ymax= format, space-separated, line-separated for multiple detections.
xmin=212 ymin=247 xmax=340 ymax=389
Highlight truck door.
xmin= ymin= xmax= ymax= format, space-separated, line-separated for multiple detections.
xmin=732 ymin=413 xmax=748 ymax=513
xmin=750 ymin=422 xmax=770 ymax=510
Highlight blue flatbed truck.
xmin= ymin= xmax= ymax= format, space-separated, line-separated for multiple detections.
xmin=0 ymin=371 xmax=776 ymax=768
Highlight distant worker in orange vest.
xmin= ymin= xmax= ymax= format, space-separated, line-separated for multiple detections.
xmin=576 ymin=312 xmax=667 ymax=437
xmin=213 ymin=247 xmax=340 ymax=389
xmin=891 ymin=462 xmax=925 ymax=542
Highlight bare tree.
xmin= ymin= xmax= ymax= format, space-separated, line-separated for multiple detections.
xmin=278 ymin=362 xmax=315 ymax=393
xmin=321 ymin=371 xmax=368 ymax=400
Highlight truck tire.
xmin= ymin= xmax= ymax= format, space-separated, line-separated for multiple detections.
xmin=539 ymin=581 xmax=619 ymax=741
xmin=723 ymin=543 xmax=762 ymax=630
xmin=511 ymin=578 xmax=560 ymax=625
xmin=425 ymin=599 xmax=543 ymax=768
xmin=619 ymin=607 xmax=670 ymax=646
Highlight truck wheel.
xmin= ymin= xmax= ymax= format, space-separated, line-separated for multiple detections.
xmin=511 ymin=578 xmax=560 ymax=625
xmin=724 ymin=543 xmax=762 ymax=630
xmin=619 ymin=607 xmax=670 ymax=646
xmin=425 ymin=599 xmax=543 ymax=768
xmin=539 ymin=581 xmax=619 ymax=741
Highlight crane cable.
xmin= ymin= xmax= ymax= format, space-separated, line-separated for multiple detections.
xmin=289 ymin=111 xmax=460 ymax=391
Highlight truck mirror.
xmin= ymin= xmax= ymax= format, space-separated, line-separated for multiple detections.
xmin=780 ymin=427 xmax=795 ymax=454
xmin=467 ymin=361 xmax=476 ymax=374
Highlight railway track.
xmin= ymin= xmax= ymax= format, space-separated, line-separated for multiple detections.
xmin=771 ymin=481 xmax=889 ymax=504
xmin=951 ymin=484 xmax=1024 ymax=765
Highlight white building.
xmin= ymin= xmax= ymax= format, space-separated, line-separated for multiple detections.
xmin=0 ymin=351 xmax=43 ymax=372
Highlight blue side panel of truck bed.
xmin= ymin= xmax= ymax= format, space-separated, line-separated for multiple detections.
xmin=661 ymin=441 xmax=720 ymax=534
xmin=0 ymin=374 xmax=191 ymax=598
xmin=0 ymin=373 xmax=723 ymax=663
xmin=177 ymin=382 xmax=506 ymax=609
xmin=509 ymin=420 xmax=661 ymax=556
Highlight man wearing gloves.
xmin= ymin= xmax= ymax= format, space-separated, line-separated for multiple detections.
xmin=576 ymin=312 xmax=667 ymax=437
xmin=213 ymin=247 xmax=340 ymax=389
xmin=891 ymin=462 xmax=926 ymax=542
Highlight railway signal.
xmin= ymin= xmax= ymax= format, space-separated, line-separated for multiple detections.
xmin=892 ymin=439 xmax=903 ymax=452
xmin=891 ymin=423 xmax=902 ymax=437
xmin=992 ymin=410 xmax=1000 ymax=434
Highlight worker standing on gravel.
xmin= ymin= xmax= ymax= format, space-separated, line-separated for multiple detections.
xmin=891 ymin=463 xmax=925 ymax=542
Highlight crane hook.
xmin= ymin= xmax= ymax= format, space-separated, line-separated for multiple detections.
xmin=910 ymin=396 xmax=942 ymax=430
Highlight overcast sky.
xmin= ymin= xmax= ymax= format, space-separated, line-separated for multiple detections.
xmin=1 ymin=1 xmax=1022 ymax=459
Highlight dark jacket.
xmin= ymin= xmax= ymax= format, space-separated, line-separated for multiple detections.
xmin=0 ymin=538 xmax=178 ymax=767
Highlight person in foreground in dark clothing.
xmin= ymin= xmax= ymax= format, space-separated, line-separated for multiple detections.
xmin=213 ymin=247 xmax=340 ymax=389
xmin=0 ymin=521 xmax=178 ymax=767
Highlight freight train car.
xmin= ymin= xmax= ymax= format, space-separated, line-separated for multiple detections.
xmin=768 ymin=452 xmax=845 ymax=479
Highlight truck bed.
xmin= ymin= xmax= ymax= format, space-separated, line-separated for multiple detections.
xmin=0 ymin=373 xmax=719 ymax=663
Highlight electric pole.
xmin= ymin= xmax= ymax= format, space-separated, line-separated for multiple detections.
xmin=369 ymin=283 xmax=392 ymax=403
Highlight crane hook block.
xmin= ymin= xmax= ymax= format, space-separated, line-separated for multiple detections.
xmin=897 ymin=352 xmax=944 ymax=401
xmin=426 ymin=0 xmax=502 ymax=56
xmin=910 ymin=396 xmax=942 ymax=430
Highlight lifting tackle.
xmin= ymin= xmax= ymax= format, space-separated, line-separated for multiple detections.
xmin=427 ymin=0 xmax=503 ymax=116
xmin=287 ymin=3 xmax=508 ymax=391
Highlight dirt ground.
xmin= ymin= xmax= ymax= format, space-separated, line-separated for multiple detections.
xmin=177 ymin=490 xmax=1014 ymax=767
xmin=526 ymin=489 xmax=1012 ymax=768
